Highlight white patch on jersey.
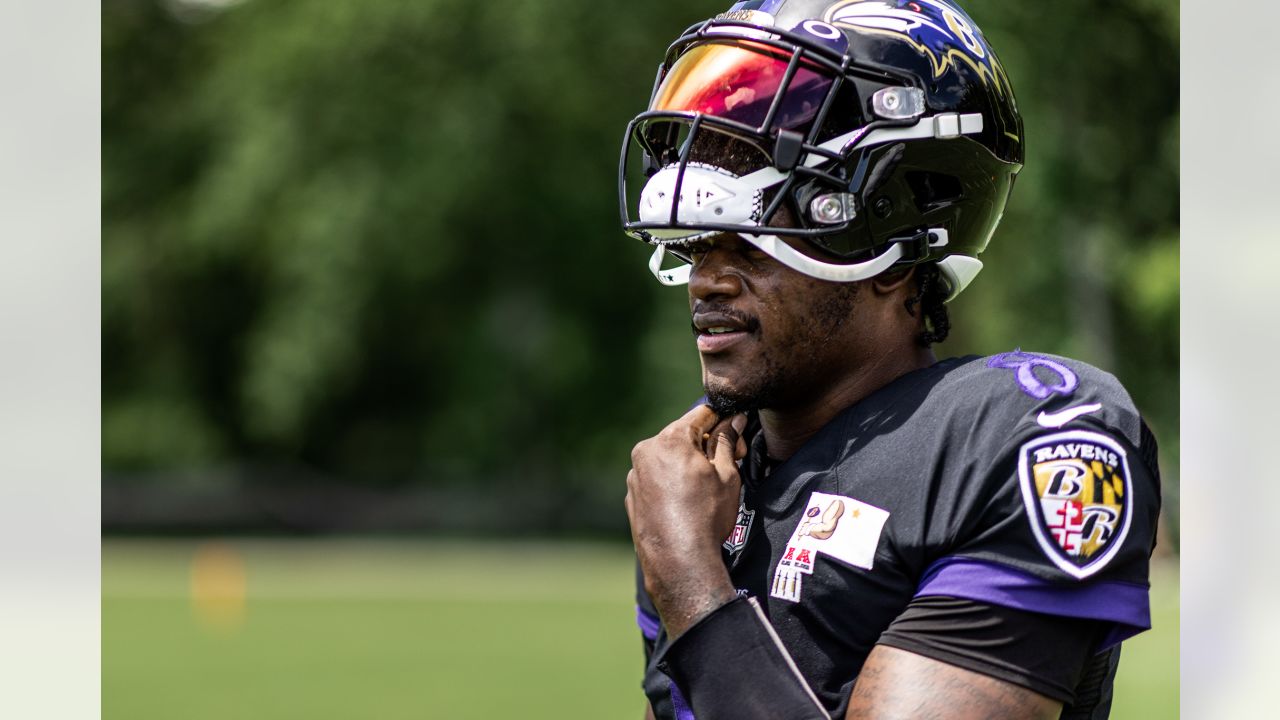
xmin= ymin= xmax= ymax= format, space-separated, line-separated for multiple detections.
xmin=770 ymin=492 xmax=890 ymax=602
xmin=1036 ymin=403 xmax=1102 ymax=428
xmin=770 ymin=564 xmax=804 ymax=602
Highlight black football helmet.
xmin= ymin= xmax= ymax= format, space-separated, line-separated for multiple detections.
xmin=618 ymin=0 xmax=1023 ymax=299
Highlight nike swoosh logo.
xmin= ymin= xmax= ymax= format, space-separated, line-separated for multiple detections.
xmin=1037 ymin=403 xmax=1102 ymax=428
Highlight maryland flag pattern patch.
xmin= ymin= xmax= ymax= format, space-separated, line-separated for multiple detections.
xmin=1017 ymin=430 xmax=1133 ymax=579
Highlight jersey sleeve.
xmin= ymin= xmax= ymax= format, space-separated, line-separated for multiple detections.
xmin=876 ymin=595 xmax=1116 ymax=705
xmin=913 ymin=353 xmax=1162 ymax=652
xmin=636 ymin=560 xmax=690 ymax=720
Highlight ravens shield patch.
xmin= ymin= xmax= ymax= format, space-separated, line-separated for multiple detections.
xmin=1017 ymin=430 xmax=1133 ymax=579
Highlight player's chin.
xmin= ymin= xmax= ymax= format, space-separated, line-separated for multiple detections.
xmin=701 ymin=371 xmax=761 ymax=416
xmin=700 ymin=359 xmax=748 ymax=393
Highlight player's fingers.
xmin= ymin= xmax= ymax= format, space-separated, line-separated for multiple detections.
xmin=704 ymin=416 xmax=735 ymax=459
xmin=704 ymin=414 xmax=748 ymax=466
xmin=676 ymin=403 xmax=720 ymax=441
xmin=709 ymin=414 xmax=747 ymax=461
xmin=721 ymin=414 xmax=747 ymax=450
xmin=711 ymin=432 xmax=741 ymax=485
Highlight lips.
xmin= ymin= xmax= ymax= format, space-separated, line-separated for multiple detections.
xmin=692 ymin=307 xmax=758 ymax=354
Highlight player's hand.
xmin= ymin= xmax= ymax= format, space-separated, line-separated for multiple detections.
xmin=625 ymin=405 xmax=747 ymax=638
xmin=626 ymin=405 xmax=746 ymax=561
xmin=703 ymin=413 xmax=749 ymax=461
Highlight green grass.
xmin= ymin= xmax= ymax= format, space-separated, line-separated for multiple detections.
xmin=1110 ymin=559 xmax=1179 ymax=719
xmin=103 ymin=539 xmax=1177 ymax=719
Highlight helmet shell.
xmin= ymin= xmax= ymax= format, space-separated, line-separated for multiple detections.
xmin=620 ymin=0 xmax=1025 ymax=291
xmin=778 ymin=0 xmax=1022 ymax=263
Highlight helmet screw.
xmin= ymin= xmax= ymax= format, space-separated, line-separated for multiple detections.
xmin=873 ymin=197 xmax=893 ymax=218
xmin=808 ymin=193 xmax=858 ymax=225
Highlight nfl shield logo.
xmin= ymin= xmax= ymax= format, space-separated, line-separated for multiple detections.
xmin=723 ymin=504 xmax=755 ymax=554
xmin=1017 ymin=430 xmax=1133 ymax=579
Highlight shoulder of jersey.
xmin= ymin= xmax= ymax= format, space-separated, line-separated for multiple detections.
xmin=926 ymin=350 xmax=1143 ymax=448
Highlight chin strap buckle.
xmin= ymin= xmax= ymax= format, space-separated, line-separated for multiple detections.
xmin=890 ymin=228 xmax=941 ymax=263
xmin=887 ymin=227 xmax=983 ymax=302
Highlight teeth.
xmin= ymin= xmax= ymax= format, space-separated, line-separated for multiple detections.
xmin=707 ymin=327 xmax=736 ymax=334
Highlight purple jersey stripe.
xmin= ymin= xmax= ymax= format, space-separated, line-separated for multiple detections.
xmin=636 ymin=605 xmax=661 ymax=641
xmin=915 ymin=556 xmax=1150 ymax=651
xmin=670 ymin=680 xmax=695 ymax=720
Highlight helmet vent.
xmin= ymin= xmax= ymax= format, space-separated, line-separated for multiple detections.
xmin=905 ymin=171 xmax=963 ymax=213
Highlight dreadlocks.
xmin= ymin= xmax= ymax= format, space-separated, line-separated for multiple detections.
xmin=904 ymin=262 xmax=951 ymax=347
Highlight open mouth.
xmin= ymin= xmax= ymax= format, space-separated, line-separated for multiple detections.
xmin=691 ymin=309 xmax=758 ymax=354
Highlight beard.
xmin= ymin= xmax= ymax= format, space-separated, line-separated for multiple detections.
xmin=704 ymin=359 xmax=785 ymax=416
xmin=701 ymin=279 xmax=861 ymax=415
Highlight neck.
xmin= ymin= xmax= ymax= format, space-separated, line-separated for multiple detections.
xmin=758 ymin=343 xmax=936 ymax=461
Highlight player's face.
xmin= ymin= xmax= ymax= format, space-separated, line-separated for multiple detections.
xmin=687 ymin=234 xmax=870 ymax=416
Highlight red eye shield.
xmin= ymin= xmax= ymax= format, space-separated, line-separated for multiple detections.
xmin=649 ymin=40 xmax=834 ymax=134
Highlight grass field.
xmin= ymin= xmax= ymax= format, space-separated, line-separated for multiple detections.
xmin=103 ymin=539 xmax=1177 ymax=719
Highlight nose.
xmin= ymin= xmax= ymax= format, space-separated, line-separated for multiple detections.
xmin=688 ymin=243 xmax=744 ymax=302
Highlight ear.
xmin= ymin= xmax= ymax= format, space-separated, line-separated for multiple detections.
xmin=870 ymin=266 xmax=917 ymax=298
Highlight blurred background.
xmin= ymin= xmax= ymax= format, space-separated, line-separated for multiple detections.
xmin=102 ymin=0 xmax=1179 ymax=717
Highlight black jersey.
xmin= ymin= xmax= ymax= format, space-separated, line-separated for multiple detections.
xmin=635 ymin=352 xmax=1161 ymax=719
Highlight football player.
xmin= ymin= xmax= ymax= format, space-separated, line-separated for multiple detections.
xmin=618 ymin=1 xmax=1161 ymax=718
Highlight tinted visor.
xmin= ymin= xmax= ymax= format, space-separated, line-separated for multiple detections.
xmin=650 ymin=41 xmax=834 ymax=134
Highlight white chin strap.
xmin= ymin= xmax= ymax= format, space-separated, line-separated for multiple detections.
xmin=649 ymin=231 xmax=981 ymax=298
xmin=650 ymin=241 xmax=900 ymax=286
xmin=741 ymin=233 xmax=903 ymax=281
xmin=649 ymin=246 xmax=693 ymax=285
xmin=640 ymin=111 xmax=986 ymax=298
xmin=937 ymin=255 xmax=983 ymax=301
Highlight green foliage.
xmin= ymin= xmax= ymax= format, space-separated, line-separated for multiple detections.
xmin=947 ymin=0 xmax=1180 ymax=537
xmin=105 ymin=0 xmax=704 ymax=486
xmin=104 ymin=0 xmax=1178 ymax=528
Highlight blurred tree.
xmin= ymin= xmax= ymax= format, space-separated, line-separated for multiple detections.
xmin=951 ymin=0 xmax=1180 ymax=539
xmin=103 ymin=0 xmax=1178 ymax=537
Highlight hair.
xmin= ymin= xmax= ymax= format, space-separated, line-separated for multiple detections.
xmin=687 ymin=131 xmax=768 ymax=176
xmin=904 ymin=262 xmax=951 ymax=347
